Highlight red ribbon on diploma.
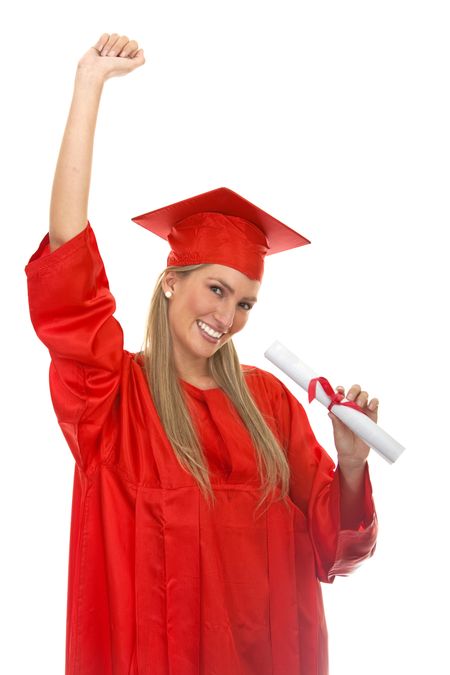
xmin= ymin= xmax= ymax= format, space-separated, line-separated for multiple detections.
xmin=308 ymin=377 xmax=368 ymax=415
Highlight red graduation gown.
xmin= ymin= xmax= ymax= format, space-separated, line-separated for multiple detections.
xmin=25 ymin=222 xmax=377 ymax=675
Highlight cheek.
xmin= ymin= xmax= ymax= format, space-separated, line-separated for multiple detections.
xmin=170 ymin=293 xmax=198 ymax=320
xmin=187 ymin=289 xmax=209 ymax=315
xmin=231 ymin=312 xmax=249 ymax=335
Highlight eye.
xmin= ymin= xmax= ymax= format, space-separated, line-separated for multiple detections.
xmin=210 ymin=284 xmax=253 ymax=310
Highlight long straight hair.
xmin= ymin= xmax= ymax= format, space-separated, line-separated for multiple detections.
xmin=134 ymin=264 xmax=291 ymax=517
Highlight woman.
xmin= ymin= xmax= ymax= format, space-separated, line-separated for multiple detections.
xmin=25 ymin=34 xmax=378 ymax=675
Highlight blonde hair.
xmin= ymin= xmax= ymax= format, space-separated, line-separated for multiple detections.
xmin=134 ymin=264 xmax=291 ymax=517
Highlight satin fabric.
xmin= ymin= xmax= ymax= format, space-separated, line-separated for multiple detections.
xmin=167 ymin=212 xmax=268 ymax=280
xmin=25 ymin=222 xmax=378 ymax=675
xmin=130 ymin=186 xmax=311 ymax=282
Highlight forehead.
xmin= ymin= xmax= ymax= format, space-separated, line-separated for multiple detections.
xmin=200 ymin=264 xmax=261 ymax=290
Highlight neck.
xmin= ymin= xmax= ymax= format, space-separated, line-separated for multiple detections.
xmin=172 ymin=345 xmax=212 ymax=384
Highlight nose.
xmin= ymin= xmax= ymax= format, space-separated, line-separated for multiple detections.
xmin=213 ymin=305 xmax=235 ymax=332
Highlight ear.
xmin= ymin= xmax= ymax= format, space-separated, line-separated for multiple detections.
xmin=162 ymin=270 xmax=179 ymax=295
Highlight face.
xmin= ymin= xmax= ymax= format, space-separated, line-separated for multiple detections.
xmin=162 ymin=264 xmax=260 ymax=369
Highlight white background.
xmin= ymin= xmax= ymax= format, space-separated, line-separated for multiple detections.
xmin=2 ymin=1 xmax=449 ymax=673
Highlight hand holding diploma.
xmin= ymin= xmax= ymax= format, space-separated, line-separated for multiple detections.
xmin=327 ymin=383 xmax=378 ymax=470
xmin=264 ymin=341 xmax=405 ymax=464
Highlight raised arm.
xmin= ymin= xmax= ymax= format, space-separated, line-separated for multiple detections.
xmin=49 ymin=33 xmax=145 ymax=252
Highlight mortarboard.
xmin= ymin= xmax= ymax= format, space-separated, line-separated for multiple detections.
xmin=131 ymin=187 xmax=311 ymax=281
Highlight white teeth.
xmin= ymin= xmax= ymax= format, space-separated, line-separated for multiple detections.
xmin=197 ymin=320 xmax=223 ymax=339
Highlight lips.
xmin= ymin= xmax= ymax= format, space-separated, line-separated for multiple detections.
xmin=196 ymin=320 xmax=224 ymax=340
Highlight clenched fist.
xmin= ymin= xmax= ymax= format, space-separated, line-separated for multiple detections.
xmin=77 ymin=33 xmax=145 ymax=81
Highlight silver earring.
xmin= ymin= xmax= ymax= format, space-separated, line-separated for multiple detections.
xmin=164 ymin=290 xmax=173 ymax=299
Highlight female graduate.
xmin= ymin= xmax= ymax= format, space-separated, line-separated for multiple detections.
xmin=25 ymin=34 xmax=378 ymax=675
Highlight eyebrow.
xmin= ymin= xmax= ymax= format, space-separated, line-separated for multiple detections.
xmin=207 ymin=277 xmax=258 ymax=303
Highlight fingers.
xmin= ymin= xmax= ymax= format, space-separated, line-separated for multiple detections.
xmin=368 ymin=397 xmax=379 ymax=411
xmin=94 ymin=33 xmax=110 ymax=53
xmin=336 ymin=384 xmax=379 ymax=411
xmin=125 ymin=43 xmax=141 ymax=58
xmin=110 ymin=36 xmax=130 ymax=56
xmin=100 ymin=33 xmax=121 ymax=55
xmin=96 ymin=33 xmax=141 ymax=58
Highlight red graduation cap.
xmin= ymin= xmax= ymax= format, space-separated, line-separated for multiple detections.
xmin=131 ymin=187 xmax=310 ymax=281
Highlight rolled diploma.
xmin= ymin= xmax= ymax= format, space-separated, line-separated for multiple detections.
xmin=264 ymin=340 xmax=405 ymax=464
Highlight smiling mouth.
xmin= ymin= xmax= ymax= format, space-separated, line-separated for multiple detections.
xmin=196 ymin=320 xmax=224 ymax=340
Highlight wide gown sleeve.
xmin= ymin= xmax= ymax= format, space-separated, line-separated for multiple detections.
xmin=25 ymin=221 xmax=124 ymax=472
xmin=270 ymin=373 xmax=378 ymax=583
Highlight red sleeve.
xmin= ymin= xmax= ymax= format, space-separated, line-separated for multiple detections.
xmin=249 ymin=368 xmax=378 ymax=583
xmin=25 ymin=221 xmax=124 ymax=472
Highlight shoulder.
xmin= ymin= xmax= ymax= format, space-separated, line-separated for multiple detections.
xmin=242 ymin=364 xmax=282 ymax=387
xmin=241 ymin=365 xmax=304 ymax=445
xmin=242 ymin=363 xmax=306 ymax=416
xmin=241 ymin=364 xmax=290 ymax=405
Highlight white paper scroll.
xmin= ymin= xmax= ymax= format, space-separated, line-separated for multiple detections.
xmin=264 ymin=340 xmax=405 ymax=464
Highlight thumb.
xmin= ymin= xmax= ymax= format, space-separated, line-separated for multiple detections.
xmin=130 ymin=49 xmax=145 ymax=67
